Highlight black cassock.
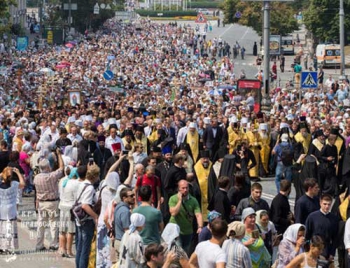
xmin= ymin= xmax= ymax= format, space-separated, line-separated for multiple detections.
xmin=295 ymin=155 xmax=318 ymax=201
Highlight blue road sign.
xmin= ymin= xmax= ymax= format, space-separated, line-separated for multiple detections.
xmin=235 ymin=11 xmax=242 ymax=19
xmin=301 ymin=71 xmax=318 ymax=89
xmin=103 ymin=70 xmax=114 ymax=81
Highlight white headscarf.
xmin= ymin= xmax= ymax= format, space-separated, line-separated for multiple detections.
xmin=102 ymin=172 xmax=120 ymax=191
xmin=161 ymin=223 xmax=180 ymax=250
xmin=129 ymin=213 xmax=145 ymax=234
xmin=283 ymin=223 xmax=305 ymax=243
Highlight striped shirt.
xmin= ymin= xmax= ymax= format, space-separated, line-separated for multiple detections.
xmin=34 ymin=168 xmax=63 ymax=201
xmin=222 ymin=238 xmax=252 ymax=268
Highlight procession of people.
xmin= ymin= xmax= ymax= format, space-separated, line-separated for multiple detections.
xmin=0 ymin=15 xmax=350 ymax=268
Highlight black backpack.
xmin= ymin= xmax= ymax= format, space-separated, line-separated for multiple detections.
xmin=280 ymin=144 xmax=293 ymax=166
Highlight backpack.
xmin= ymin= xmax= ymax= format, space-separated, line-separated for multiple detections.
xmin=280 ymin=143 xmax=293 ymax=166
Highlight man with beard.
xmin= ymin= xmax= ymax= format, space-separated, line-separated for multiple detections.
xmin=184 ymin=122 xmax=200 ymax=162
xmin=93 ymin=135 xmax=112 ymax=180
xmin=294 ymin=121 xmax=311 ymax=156
xmin=122 ymin=129 xmax=135 ymax=150
xmin=134 ymin=125 xmax=150 ymax=155
xmin=142 ymin=146 xmax=162 ymax=167
xmin=177 ymin=143 xmax=194 ymax=174
xmin=156 ymin=145 xmax=173 ymax=185
xmin=194 ymin=150 xmax=212 ymax=222
xmin=308 ymin=130 xmax=326 ymax=192
xmin=163 ymin=154 xmax=187 ymax=224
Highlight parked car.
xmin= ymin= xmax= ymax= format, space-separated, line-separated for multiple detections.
xmin=197 ymin=9 xmax=211 ymax=15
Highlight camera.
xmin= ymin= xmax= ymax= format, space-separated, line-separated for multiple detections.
xmin=89 ymin=158 xmax=94 ymax=165
xmin=122 ymin=150 xmax=129 ymax=155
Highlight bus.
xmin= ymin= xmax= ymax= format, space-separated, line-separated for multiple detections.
xmin=281 ymin=35 xmax=294 ymax=55
xmin=316 ymin=44 xmax=341 ymax=67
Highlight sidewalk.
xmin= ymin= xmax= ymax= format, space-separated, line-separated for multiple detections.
xmin=0 ymin=196 xmax=75 ymax=268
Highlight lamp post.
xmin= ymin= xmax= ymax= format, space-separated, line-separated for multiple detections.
xmin=339 ymin=0 xmax=345 ymax=77
xmin=260 ymin=1 xmax=271 ymax=113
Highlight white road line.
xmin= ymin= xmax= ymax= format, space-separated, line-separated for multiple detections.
xmin=219 ymin=24 xmax=234 ymax=38
xmin=239 ymin=27 xmax=250 ymax=40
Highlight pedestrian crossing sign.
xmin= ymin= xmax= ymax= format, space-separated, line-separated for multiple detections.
xmin=195 ymin=12 xmax=207 ymax=23
xmin=301 ymin=71 xmax=318 ymax=89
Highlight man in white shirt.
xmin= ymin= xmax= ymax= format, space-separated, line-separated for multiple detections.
xmin=324 ymin=74 xmax=334 ymax=90
xmin=105 ymin=126 xmax=124 ymax=155
xmin=176 ymin=122 xmax=189 ymax=147
xmin=67 ymin=126 xmax=83 ymax=145
xmin=189 ymin=219 xmax=227 ymax=268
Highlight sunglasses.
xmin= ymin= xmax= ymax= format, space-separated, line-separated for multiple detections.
xmin=127 ymin=194 xmax=135 ymax=198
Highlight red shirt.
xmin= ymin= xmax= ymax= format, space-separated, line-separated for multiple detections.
xmin=136 ymin=174 xmax=161 ymax=205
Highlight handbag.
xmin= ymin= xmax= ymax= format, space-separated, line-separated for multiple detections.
xmin=70 ymin=184 xmax=93 ymax=224
xmin=93 ymin=185 xmax=107 ymax=216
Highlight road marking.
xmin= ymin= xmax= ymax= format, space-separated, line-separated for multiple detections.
xmin=219 ymin=24 xmax=234 ymax=38
xmin=239 ymin=27 xmax=250 ymax=40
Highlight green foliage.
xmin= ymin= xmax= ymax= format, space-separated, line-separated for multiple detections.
xmin=0 ymin=0 xmax=17 ymax=18
xmin=303 ymin=0 xmax=350 ymax=44
xmin=222 ymin=0 xmax=298 ymax=36
xmin=190 ymin=2 xmax=222 ymax=8
xmin=135 ymin=10 xmax=197 ymax=17
xmin=290 ymin=0 xmax=309 ymax=11
xmin=61 ymin=0 xmax=115 ymax=32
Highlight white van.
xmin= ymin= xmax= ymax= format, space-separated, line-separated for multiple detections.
xmin=316 ymin=44 xmax=341 ymax=67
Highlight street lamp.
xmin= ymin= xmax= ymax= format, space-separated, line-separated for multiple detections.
xmin=339 ymin=0 xmax=345 ymax=77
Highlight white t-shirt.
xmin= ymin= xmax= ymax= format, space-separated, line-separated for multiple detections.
xmin=195 ymin=240 xmax=226 ymax=268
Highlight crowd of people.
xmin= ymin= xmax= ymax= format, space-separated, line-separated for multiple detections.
xmin=0 ymin=15 xmax=350 ymax=268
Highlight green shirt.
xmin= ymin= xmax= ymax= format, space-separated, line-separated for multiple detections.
xmin=294 ymin=64 xmax=302 ymax=73
xmin=169 ymin=194 xmax=201 ymax=235
xmin=133 ymin=205 xmax=163 ymax=245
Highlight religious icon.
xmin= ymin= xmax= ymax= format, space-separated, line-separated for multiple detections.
xmin=68 ymin=91 xmax=81 ymax=106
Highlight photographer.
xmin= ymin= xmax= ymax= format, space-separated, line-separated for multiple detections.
xmin=33 ymin=147 xmax=64 ymax=251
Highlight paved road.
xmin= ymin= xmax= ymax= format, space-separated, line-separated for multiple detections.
xmin=0 ymin=195 xmax=75 ymax=268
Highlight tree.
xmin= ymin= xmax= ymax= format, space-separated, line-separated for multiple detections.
xmin=222 ymin=0 xmax=298 ymax=36
xmin=303 ymin=0 xmax=350 ymax=44
xmin=0 ymin=0 xmax=17 ymax=37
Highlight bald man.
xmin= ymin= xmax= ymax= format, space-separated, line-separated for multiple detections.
xmin=169 ymin=180 xmax=203 ymax=255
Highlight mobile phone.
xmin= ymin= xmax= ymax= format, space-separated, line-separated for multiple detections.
xmin=122 ymin=150 xmax=129 ymax=155
xmin=89 ymin=158 xmax=94 ymax=165
xmin=252 ymin=229 xmax=259 ymax=239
